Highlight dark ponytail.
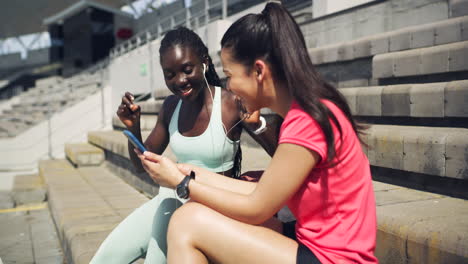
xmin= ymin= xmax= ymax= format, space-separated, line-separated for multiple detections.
xmin=222 ymin=3 xmax=366 ymax=165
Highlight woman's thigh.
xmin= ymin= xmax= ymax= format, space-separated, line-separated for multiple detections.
xmin=168 ymin=202 xmax=298 ymax=264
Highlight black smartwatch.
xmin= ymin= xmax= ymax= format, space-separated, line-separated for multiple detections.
xmin=176 ymin=171 xmax=195 ymax=199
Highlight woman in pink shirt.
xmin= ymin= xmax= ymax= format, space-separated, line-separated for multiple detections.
xmin=136 ymin=2 xmax=378 ymax=264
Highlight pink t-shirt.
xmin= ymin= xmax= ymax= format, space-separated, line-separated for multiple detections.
xmin=279 ymin=100 xmax=378 ymax=264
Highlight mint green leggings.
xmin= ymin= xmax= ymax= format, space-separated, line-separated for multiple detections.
xmin=90 ymin=187 xmax=185 ymax=264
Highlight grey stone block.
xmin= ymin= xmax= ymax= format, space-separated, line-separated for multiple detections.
xmin=363 ymin=126 xmax=376 ymax=163
xmin=448 ymin=41 xmax=468 ymax=72
xmin=410 ymin=82 xmax=446 ymax=117
xmin=445 ymin=131 xmax=468 ymax=179
xmin=353 ymin=38 xmax=372 ymax=59
xmin=403 ymin=130 xmax=447 ymax=177
xmin=356 ymin=86 xmax=383 ymax=116
xmin=420 ymin=45 xmax=450 ymax=74
xmin=153 ymin=87 xmax=172 ymax=99
xmin=323 ymin=44 xmax=340 ymax=63
xmin=339 ymin=43 xmax=354 ymax=61
xmin=338 ymin=79 xmax=369 ymax=88
xmin=390 ymin=30 xmax=412 ymax=52
xmin=462 ymin=18 xmax=468 ymax=40
xmin=372 ymin=54 xmax=394 ymax=79
xmin=371 ymin=34 xmax=390 ymax=55
xmin=139 ymin=99 xmax=164 ymax=114
xmin=450 ymin=0 xmax=468 ymax=17
xmin=382 ymin=84 xmax=411 ymax=116
xmin=394 ymin=49 xmax=421 ymax=77
xmin=370 ymin=126 xmax=405 ymax=170
xmin=309 ymin=47 xmax=325 ymax=65
xmin=338 ymin=88 xmax=360 ymax=114
xmin=0 ymin=191 xmax=14 ymax=209
xmin=410 ymin=25 xmax=435 ymax=49
xmin=65 ymin=143 xmax=105 ymax=167
xmin=434 ymin=20 xmax=463 ymax=45
xmin=140 ymin=115 xmax=157 ymax=131
xmin=445 ymin=80 xmax=468 ymax=117
xmin=12 ymin=189 xmax=47 ymax=206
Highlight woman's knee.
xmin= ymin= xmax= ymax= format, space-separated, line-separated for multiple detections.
xmin=167 ymin=202 xmax=211 ymax=241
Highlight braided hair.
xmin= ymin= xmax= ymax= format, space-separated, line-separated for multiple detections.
xmin=159 ymin=27 xmax=243 ymax=178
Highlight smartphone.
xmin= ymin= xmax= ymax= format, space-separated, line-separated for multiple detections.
xmin=123 ymin=130 xmax=147 ymax=153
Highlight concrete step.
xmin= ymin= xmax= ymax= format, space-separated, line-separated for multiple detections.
xmin=35 ymin=76 xmax=62 ymax=87
xmin=11 ymin=173 xmax=47 ymax=207
xmin=363 ymin=125 xmax=468 ymax=181
xmin=340 ymin=80 xmax=468 ymax=118
xmin=309 ymin=15 xmax=468 ymax=65
xmin=373 ymin=41 xmax=468 ymax=79
xmin=139 ymin=99 xmax=164 ymax=114
xmin=373 ymin=181 xmax=468 ymax=263
xmin=39 ymin=160 xmax=149 ymax=264
xmin=0 ymin=120 xmax=29 ymax=137
xmin=64 ymin=143 xmax=105 ymax=167
xmin=112 ymin=114 xmax=158 ymax=131
xmin=87 ymin=130 xmax=172 ymax=196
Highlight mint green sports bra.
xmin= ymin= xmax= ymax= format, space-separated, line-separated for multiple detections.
xmin=168 ymin=86 xmax=239 ymax=172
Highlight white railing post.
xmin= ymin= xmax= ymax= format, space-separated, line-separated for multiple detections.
xmin=186 ymin=5 xmax=191 ymax=28
xmin=222 ymin=0 xmax=227 ymax=19
xmin=205 ymin=0 xmax=209 ymax=25
xmin=147 ymin=31 xmax=155 ymax=98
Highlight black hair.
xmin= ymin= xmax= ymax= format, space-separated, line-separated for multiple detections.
xmin=221 ymin=3 xmax=366 ymax=165
xmin=159 ymin=26 xmax=242 ymax=178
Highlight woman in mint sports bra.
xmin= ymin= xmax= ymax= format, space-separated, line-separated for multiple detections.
xmin=90 ymin=27 xmax=279 ymax=264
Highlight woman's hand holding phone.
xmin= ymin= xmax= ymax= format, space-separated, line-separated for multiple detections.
xmin=134 ymin=149 xmax=185 ymax=188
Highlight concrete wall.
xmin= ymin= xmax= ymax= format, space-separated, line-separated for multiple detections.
xmin=313 ymin=0 xmax=380 ymax=18
xmin=109 ymin=43 xmax=153 ymax=108
xmin=301 ymin=0 xmax=450 ymax=48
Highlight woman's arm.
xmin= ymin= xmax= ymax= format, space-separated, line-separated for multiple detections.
xmin=128 ymin=96 xmax=176 ymax=173
xmin=242 ymin=111 xmax=283 ymax=157
xmin=178 ymin=164 xmax=256 ymax=195
xmin=140 ymin=143 xmax=319 ymax=224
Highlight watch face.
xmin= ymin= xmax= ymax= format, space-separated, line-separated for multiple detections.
xmin=176 ymin=185 xmax=188 ymax=199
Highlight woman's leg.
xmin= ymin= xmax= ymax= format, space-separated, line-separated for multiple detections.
xmin=144 ymin=187 xmax=184 ymax=264
xmin=90 ymin=193 xmax=164 ymax=264
xmin=167 ymin=202 xmax=298 ymax=264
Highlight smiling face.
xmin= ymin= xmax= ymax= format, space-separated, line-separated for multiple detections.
xmin=221 ymin=48 xmax=262 ymax=113
xmin=160 ymin=44 xmax=207 ymax=101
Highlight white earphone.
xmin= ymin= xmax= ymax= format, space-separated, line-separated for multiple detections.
xmin=203 ymin=63 xmax=207 ymax=74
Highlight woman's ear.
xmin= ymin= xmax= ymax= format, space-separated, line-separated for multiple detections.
xmin=253 ymin=60 xmax=267 ymax=82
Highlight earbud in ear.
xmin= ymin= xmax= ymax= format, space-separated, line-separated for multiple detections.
xmin=203 ymin=63 xmax=207 ymax=74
